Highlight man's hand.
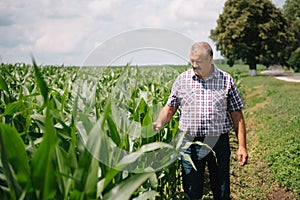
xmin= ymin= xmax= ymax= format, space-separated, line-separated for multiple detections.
xmin=231 ymin=110 xmax=248 ymax=166
xmin=237 ymin=147 xmax=248 ymax=166
xmin=152 ymin=106 xmax=177 ymax=132
xmin=153 ymin=121 xmax=163 ymax=132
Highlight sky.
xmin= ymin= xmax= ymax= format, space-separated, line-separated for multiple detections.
xmin=0 ymin=0 xmax=285 ymax=66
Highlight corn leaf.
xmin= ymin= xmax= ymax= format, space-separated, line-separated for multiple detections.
xmin=0 ymin=75 xmax=9 ymax=93
xmin=3 ymin=101 xmax=24 ymax=116
xmin=53 ymin=146 xmax=72 ymax=199
xmin=71 ymin=149 xmax=93 ymax=198
xmin=116 ymin=142 xmax=174 ymax=171
xmin=141 ymin=109 xmax=155 ymax=138
xmin=135 ymin=97 xmax=148 ymax=121
xmin=83 ymin=157 xmax=98 ymax=198
xmin=103 ymin=172 xmax=154 ymax=200
xmin=0 ymin=123 xmax=30 ymax=197
xmin=32 ymin=57 xmax=49 ymax=104
xmin=103 ymin=101 xmax=121 ymax=145
xmin=132 ymin=190 xmax=159 ymax=200
xmin=31 ymin=106 xmax=57 ymax=199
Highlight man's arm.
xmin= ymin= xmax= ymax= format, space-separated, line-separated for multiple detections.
xmin=230 ymin=110 xmax=248 ymax=166
xmin=153 ymin=105 xmax=178 ymax=131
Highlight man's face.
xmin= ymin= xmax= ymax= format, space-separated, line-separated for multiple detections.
xmin=190 ymin=49 xmax=212 ymax=78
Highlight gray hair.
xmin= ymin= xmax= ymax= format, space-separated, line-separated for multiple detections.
xmin=190 ymin=42 xmax=213 ymax=59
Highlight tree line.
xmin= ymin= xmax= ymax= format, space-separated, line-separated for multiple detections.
xmin=210 ymin=0 xmax=300 ymax=75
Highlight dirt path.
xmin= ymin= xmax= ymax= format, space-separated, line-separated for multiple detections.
xmin=261 ymin=67 xmax=300 ymax=82
xmin=273 ymin=75 xmax=300 ymax=82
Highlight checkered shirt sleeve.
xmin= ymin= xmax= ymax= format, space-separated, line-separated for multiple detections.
xmin=227 ymin=77 xmax=244 ymax=112
xmin=166 ymin=76 xmax=180 ymax=108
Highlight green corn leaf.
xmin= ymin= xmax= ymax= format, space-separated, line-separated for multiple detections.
xmin=103 ymin=172 xmax=155 ymax=200
xmin=78 ymin=113 xmax=93 ymax=136
xmin=71 ymin=88 xmax=79 ymax=148
xmin=99 ymin=168 xmax=120 ymax=195
xmin=3 ymin=101 xmax=24 ymax=116
xmin=142 ymin=107 xmax=152 ymax=127
xmin=106 ymin=114 xmax=121 ymax=146
xmin=132 ymin=190 xmax=159 ymax=200
xmin=141 ymin=124 xmax=155 ymax=139
xmin=71 ymin=149 xmax=93 ymax=198
xmin=31 ymin=106 xmax=57 ymax=199
xmin=110 ymin=102 xmax=127 ymax=136
xmin=84 ymin=119 xmax=124 ymax=195
xmin=136 ymin=97 xmax=148 ymax=122
xmin=103 ymin=101 xmax=121 ymax=145
xmin=32 ymin=57 xmax=49 ymax=104
xmin=141 ymin=108 xmax=155 ymax=138
xmin=53 ymin=146 xmax=72 ymax=199
xmin=86 ymin=118 xmax=114 ymax=167
xmin=116 ymin=142 xmax=174 ymax=170
xmin=148 ymin=172 xmax=158 ymax=188
xmin=128 ymin=120 xmax=141 ymax=139
xmin=0 ymin=75 xmax=9 ymax=93
xmin=83 ymin=157 xmax=98 ymax=198
xmin=0 ymin=123 xmax=30 ymax=197
xmin=180 ymin=152 xmax=197 ymax=171
xmin=110 ymin=102 xmax=130 ymax=151
xmin=0 ymin=74 xmax=14 ymax=104
xmin=70 ymin=143 xmax=98 ymax=199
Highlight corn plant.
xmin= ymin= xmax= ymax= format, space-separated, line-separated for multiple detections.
xmin=0 ymin=62 xmax=185 ymax=200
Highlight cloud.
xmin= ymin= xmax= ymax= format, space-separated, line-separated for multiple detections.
xmin=0 ymin=16 xmax=14 ymax=26
xmin=0 ymin=0 xmax=285 ymax=65
xmin=34 ymin=18 xmax=87 ymax=53
xmin=87 ymin=0 xmax=116 ymax=16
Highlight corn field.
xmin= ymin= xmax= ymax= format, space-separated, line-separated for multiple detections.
xmin=0 ymin=62 xmax=190 ymax=200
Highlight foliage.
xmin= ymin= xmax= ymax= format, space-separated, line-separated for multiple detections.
xmin=0 ymin=62 xmax=184 ymax=199
xmin=282 ymin=0 xmax=300 ymax=68
xmin=288 ymin=47 xmax=300 ymax=72
xmin=210 ymin=0 xmax=293 ymax=71
xmin=242 ymin=74 xmax=300 ymax=197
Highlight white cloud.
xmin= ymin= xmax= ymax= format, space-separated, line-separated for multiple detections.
xmin=0 ymin=0 xmax=285 ymax=65
xmin=87 ymin=0 xmax=116 ymax=16
xmin=34 ymin=18 xmax=87 ymax=53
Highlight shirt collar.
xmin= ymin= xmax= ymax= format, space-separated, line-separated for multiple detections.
xmin=192 ymin=64 xmax=218 ymax=81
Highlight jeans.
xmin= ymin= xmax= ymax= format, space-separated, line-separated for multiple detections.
xmin=181 ymin=134 xmax=231 ymax=200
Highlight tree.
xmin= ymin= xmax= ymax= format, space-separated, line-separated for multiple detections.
xmin=288 ymin=47 xmax=300 ymax=72
xmin=282 ymin=0 xmax=300 ymax=68
xmin=210 ymin=0 xmax=293 ymax=76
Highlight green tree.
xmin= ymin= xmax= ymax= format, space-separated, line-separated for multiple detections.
xmin=210 ymin=0 xmax=292 ymax=76
xmin=288 ymin=47 xmax=300 ymax=71
xmin=282 ymin=0 xmax=300 ymax=69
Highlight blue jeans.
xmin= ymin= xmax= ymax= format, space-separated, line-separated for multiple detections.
xmin=181 ymin=134 xmax=231 ymax=200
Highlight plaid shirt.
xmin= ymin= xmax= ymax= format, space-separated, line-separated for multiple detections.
xmin=167 ymin=65 xmax=244 ymax=136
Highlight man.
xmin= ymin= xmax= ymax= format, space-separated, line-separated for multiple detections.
xmin=153 ymin=42 xmax=248 ymax=199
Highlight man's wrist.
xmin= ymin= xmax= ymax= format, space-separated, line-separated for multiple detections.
xmin=238 ymin=146 xmax=247 ymax=150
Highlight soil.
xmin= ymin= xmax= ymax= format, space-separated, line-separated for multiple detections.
xmin=268 ymin=189 xmax=296 ymax=200
xmin=261 ymin=67 xmax=300 ymax=83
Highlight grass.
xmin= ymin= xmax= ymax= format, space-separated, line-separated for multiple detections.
xmin=226 ymin=68 xmax=300 ymax=199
